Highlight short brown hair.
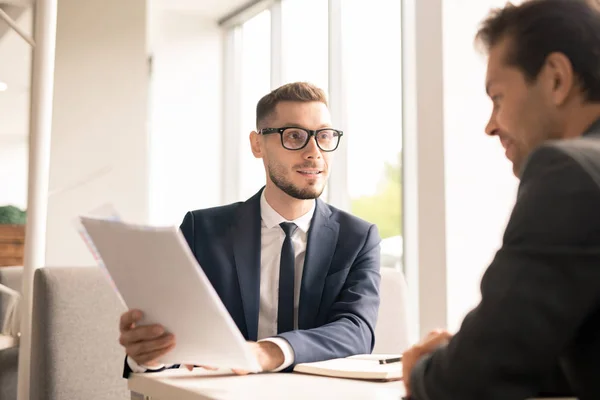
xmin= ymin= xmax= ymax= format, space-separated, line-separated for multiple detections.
xmin=475 ymin=0 xmax=600 ymax=101
xmin=255 ymin=82 xmax=328 ymax=129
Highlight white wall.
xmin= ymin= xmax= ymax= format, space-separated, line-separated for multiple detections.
xmin=0 ymin=7 xmax=31 ymax=210
xmin=442 ymin=0 xmax=520 ymax=331
xmin=148 ymin=10 xmax=223 ymax=226
xmin=46 ymin=0 xmax=149 ymax=266
xmin=0 ymin=137 xmax=28 ymax=209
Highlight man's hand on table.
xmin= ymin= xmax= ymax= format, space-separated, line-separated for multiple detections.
xmin=119 ymin=309 xmax=284 ymax=374
xmin=402 ymin=329 xmax=453 ymax=397
xmin=231 ymin=341 xmax=285 ymax=374
xmin=187 ymin=341 xmax=285 ymax=374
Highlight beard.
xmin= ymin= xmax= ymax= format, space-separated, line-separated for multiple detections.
xmin=268 ymin=162 xmax=325 ymax=200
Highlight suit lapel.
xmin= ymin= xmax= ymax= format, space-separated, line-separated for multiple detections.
xmin=299 ymin=199 xmax=339 ymax=329
xmin=232 ymin=190 xmax=262 ymax=341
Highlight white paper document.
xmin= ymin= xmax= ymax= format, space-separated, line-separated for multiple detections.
xmin=79 ymin=216 xmax=261 ymax=372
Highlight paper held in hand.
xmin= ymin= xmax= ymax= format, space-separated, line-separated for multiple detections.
xmin=78 ymin=215 xmax=261 ymax=372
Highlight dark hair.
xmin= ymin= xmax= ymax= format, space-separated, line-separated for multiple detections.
xmin=255 ymin=82 xmax=328 ymax=129
xmin=476 ymin=0 xmax=600 ymax=101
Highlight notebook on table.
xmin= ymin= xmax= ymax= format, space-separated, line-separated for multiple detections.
xmin=293 ymin=354 xmax=402 ymax=382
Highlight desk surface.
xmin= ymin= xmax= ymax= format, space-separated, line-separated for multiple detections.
xmin=128 ymin=369 xmax=404 ymax=400
xmin=128 ymin=369 xmax=580 ymax=400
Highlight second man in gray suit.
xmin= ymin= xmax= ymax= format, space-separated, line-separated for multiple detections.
xmin=403 ymin=1 xmax=600 ymax=399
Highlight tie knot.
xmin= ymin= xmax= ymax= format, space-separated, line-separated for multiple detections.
xmin=279 ymin=222 xmax=298 ymax=237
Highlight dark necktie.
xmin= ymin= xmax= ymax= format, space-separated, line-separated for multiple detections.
xmin=278 ymin=222 xmax=297 ymax=334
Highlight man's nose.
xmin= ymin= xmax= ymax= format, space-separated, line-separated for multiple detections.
xmin=485 ymin=117 xmax=499 ymax=136
xmin=303 ymin=136 xmax=322 ymax=158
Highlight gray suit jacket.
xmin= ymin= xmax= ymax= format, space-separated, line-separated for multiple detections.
xmin=410 ymin=118 xmax=600 ymax=400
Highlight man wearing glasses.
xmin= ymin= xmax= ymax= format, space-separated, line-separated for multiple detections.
xmin=119 ymin=82 xmax=382 ymax=377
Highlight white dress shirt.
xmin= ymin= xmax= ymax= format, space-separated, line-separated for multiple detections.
xmin=256 ymin=191 xmax=314 ymax=371
xmin=128 ymin=191 xmax=315 ymax=373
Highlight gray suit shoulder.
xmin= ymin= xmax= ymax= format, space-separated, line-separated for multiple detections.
xmin=544 ymin=135 xmax=600 ymax=190
xmin=519 ymin=134 xmax=600 ymax=191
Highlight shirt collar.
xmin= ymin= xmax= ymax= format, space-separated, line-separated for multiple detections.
xmin=260 ymin=190 xmax=315 ymax=234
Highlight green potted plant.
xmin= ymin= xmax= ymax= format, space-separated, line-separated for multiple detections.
xmin=0 ymin=205 xmax=27 ymax=267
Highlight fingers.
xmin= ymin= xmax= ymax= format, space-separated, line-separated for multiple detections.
xmin=120 ymin=324 xmax=166 ymax=347
xmin=120 ymin=309 xmax=142 ymax=332
xmin=127 ymin=333 xmax=175 ymax=356
xmin=184 ymin=365 xmax=219 ymax=371
xmin=423 ymin=329 xmax=443 ymax=340
xmin=402 ymin=329 xmax=453 ymax=396
xmin=131 ymin=340 xmax=176 ymax=366
xmin=232 ymin=369 xmax=249 ymax=375
xmin=126 ymin=333 xmax=175 ymax=363
xmin=183 ymin=366 xmax=250 ymax=375
xmin=418 ymin=330 xmax=452 ymax=352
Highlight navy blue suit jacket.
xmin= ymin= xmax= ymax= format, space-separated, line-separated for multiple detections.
xmin=123 ymin=188 xmax=381 ymax=377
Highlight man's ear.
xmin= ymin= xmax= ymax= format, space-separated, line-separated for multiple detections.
xmin=543 ymin=52 xmax=575 ymax=106
xmin=250 ymin=131 xmax=263 ymax=158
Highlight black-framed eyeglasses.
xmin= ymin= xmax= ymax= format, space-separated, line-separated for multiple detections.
xmin=258 ymin=127 xmax=344 ymax=152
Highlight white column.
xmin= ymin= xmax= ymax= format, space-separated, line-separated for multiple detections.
xmin=326 ymin=0 xmax=350 ymax=211
xmin=45 ymin=0 xmax=149 ymax=266
xmin=221 ymin=27 xmax=243 ymax=204
xmin=401 ymin=0 xmax=448 ymax=340
xmin=270 ymin=0 xmax=283 ymax=90
xmin=17 ymin=0 xmax=57 ymax=399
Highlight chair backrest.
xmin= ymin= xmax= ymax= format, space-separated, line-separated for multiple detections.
xmin=30 ymin=266 xmax=129 ymax=400
xmin=0 ymin=266 xmax=23 ymax=327
xmin=0 ymin=266 xmax=22 ymax=400
xmin=373 ymin=267 xmax=411 ymax=354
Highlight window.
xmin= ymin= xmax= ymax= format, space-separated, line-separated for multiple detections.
xmin=239 ymin=10 xmax=272 ymax=200
xmin=442 ymin=0 xmax=520 ymax=330
xmin=0 ymin=8 xmax=32 ymax=212
xmin=227 ymin=2 xmax=405 ymax=275
xmin=342 ymin=0 xmax=403 ymax=269
xmin=281 ymin=0 xmax=328 ymax=91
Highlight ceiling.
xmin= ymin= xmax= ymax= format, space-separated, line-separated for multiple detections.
xmin=153 ymin=0 xmax=255 ymax=20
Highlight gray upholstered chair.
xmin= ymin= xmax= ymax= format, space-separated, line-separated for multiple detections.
xmin=30 ymin=266 xmax=129 ymax=400
xmin=372 ymin=267 xmax=411 ymax=354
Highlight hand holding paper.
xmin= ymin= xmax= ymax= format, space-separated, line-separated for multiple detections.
xmin=119 ymin=309 xmax=175 ymax=367
xmin=79 ymin=216 xmax=261 ymax=373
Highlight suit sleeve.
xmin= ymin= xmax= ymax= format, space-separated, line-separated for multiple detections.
xmin=409 ymin=145 xmax=600 ymax=399
xmin=278 ymin=224 xmax=382 ymax=367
